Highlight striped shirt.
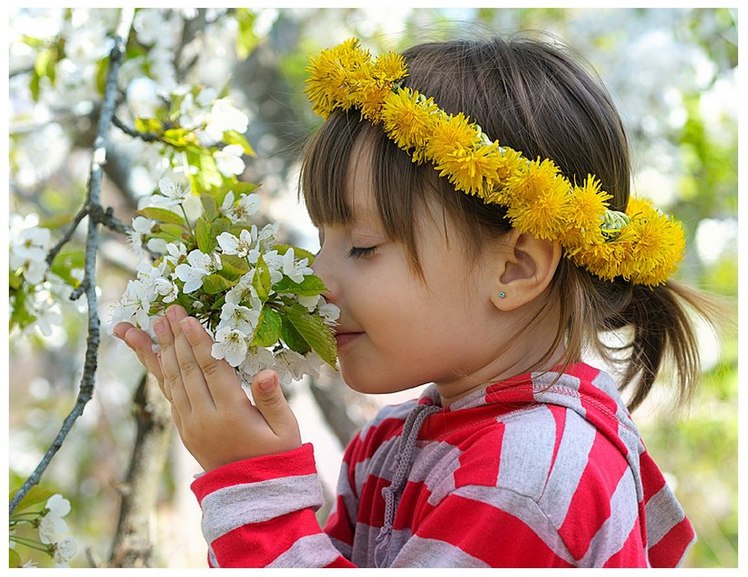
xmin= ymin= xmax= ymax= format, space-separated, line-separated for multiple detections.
xmin=191 ymin=362 xmax=695 ymax=567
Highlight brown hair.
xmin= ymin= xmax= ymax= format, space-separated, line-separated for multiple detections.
xmin=301 ymin=34 xmax=722 ymax=411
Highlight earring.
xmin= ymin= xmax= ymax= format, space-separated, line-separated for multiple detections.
xmin=498 ymin=291 xmax=506 ymax=299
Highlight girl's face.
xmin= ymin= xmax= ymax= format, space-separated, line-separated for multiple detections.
xmin=312 ymin=142 xmax=519 ymax=401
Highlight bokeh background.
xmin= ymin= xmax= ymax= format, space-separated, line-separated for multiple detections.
xmin=8 ymin=7 xmax=738 ymax=568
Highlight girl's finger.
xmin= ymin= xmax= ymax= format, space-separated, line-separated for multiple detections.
xmin=179 ymin=316 xmax=246 ymax=408
xmin=155 ymin=316 xmax=191 ymax=415
xmin=123 ymin=326 xmax=164 ymax=385
xmin=171 ymin=317 xmax=217 ymax=410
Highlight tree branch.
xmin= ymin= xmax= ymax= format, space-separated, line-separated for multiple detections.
xmin=10 ymin=7 xmax=136 ymax=516
xmin=108 ymin=373 xmax=172 ymax=568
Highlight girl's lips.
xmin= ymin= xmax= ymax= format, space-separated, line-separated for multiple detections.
xmin=335 ymin=332 xmax=364 ymax=349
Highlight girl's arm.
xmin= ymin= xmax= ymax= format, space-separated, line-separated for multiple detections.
xmin=191 ymin=444 xmax=355 ymax=568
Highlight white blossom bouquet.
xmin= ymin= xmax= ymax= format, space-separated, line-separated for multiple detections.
xmin=110 ymin=176 xmax=339 ymax=386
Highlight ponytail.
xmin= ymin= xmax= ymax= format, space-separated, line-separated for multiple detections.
xmin=554 ymin=262 xmax=726 ymax=412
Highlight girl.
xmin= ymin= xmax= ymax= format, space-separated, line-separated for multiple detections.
xmin=114 ymin=35 xmax=719 ymax=567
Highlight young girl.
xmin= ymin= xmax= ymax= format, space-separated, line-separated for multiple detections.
xmin=113 ymin=35 xmax=719 ymax=567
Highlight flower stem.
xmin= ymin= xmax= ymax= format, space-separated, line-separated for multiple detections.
xmin=10 ymin=535 xmax=52 ymax=554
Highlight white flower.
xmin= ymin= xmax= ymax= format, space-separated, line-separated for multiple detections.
xmin=239 ymin=346 xmax=276 ymax=379
xmin=256 ymin=223 xmax=279 ymax=249
xmin=111 ymin=278 xmax=157 ymax=330
xmin=126 ymin=76 xmax=160 ymax=118
xmin=217 ymin=302 xmax=260 ymax=335
xmin=154 ymin=277 xmax=178 ymax=303
xmin=212 ymin=327 xmax=249 ymax=367
xmin=10 ymin=219 xmax=52 ymax=284
xmin=319 ymin=302 xmax=340 ymax=326
xmin=53 ymin=536 xmax=77 ymax=567
xmin=31 ymin=289 xmax=63 ymax=337
xmin=38 ymin=515 xmax=69 ymax=545
xmin=217 ymin=229 xmax=253 ymax=258
xmin=133 ymin=8 xmax=168 ymax=46
xmin=158 ymin=176 xmax=190 ymax=203
xmin=174 ymin=250 xmax=220 ymax=293
xmin=296 ymin=294 xmax=319 ymax=310
xmin=225 ymin=273 xmax=262 ymax=309
xmin=204 ymin=98 xmax=249 ymax=141
xmin=266 ymin=248 xmax=313 ymax=285
xmin=46 ymin=494 xmax=71 ymax=518
xmin=273 ymin=348 xmax=310 ymax=385
xmin=221 ymin=191 xmax=261 ymax=223
xmin=162 ymin=242 xmax=187 ymax=266
xmin=127 ymin=216 xmax=156 ymax=256
xmin=214 ymin=144 xmax=245 ymax=176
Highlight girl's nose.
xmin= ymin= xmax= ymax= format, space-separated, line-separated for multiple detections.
xmin=312 ymin=244 xmax=336 ymax=303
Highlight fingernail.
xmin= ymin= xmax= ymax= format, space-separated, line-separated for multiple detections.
xmin=257 ymin=371 xmax=275 ymax=392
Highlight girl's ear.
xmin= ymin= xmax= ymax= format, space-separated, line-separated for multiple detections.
xmin=489 ymin=229 xmax=562 ymax=311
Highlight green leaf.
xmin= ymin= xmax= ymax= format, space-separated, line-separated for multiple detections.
xmin=223 ymin=129 xmax=255 ymax=156
xmin=10 ymin=485 xmax=55 ymax=513
xmin=273 ymin=274 xmax=327 ymax=296
xmin=9 ymin=270 xmax=23 ymax=291
xmin=137 ymin=207 xmax=185 ymax=226
xmin=252 ymin=254 xmax=272 ymax=301
xmin=231 ymin=181 xmax=261 ymax=197
xmin=285 ymin=304 xmax=337 ymax=367
xmin=201 ymin=274 xmax=234 ymax=295
xmin=195 ymin=217 xmax=215 ymax=253
xmin=211 ymin=217 xmax=231 ymax=240
xmin=201 ymin=194 xmax=218 ymax=221
xmin=49 ymin=249 xmax=85 ymax=288
xmin=10 ymin=285 xmax=36 ymax=331
xmin=162 ymin=127 xmax=197 ymax=148
xmin=9 ymin=548 xmax=21 ymax=568
xmin=187 ymin=147 xmax=223 ymax=192
xmin=156 ymin=223 xmax=189 ymax=242
xmin=96 ymin=56 xmax=110 ymax=95
xmin=279 ymin=313 xmax=311 ymax=355
xmin=29 ymin=70 xmax=41 ymax=102
xmin=274 ymin=243 xmax=316 ymax=264
xmin=220 ymin=253 xmax=250 ymax=280
xmin=235 ymin=9 xmax=259 ymax=60
xmin=252 ymin=307 xmax=282 ymax=347
xmin=134 ymin=117 xmax=163 ymax=134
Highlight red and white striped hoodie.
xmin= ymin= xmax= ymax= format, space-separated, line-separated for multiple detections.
xmin=191 ymin=362 xmax=695 ymax=567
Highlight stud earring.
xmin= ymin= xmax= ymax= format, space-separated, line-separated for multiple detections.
xmin=498 ymin=291 xmax=506 ymax=299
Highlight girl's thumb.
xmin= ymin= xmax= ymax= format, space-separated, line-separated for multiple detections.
xmin=251 ymin=369 xmax=294 ymax=433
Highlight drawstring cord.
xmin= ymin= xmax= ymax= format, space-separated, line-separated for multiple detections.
xmin=374 ymin=404 xmax=441 ymax=567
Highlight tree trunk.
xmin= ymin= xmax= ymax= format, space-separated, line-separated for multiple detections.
xmin=108 ymin=373 xmax=172 ymax=567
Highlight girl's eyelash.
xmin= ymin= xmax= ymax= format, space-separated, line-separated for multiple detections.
xmin=348 ymin=246 xmax=377 ymax=259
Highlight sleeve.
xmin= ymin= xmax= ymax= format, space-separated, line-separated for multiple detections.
xmin=190 ymin=443 xmax=355 ymax=568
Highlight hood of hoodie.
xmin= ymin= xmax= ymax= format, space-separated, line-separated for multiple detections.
xmin=414 ymin=362 xmax=649 ymax=503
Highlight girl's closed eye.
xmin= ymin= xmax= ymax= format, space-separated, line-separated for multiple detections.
xmin=348 ymin=245 xmax=378 ymax=259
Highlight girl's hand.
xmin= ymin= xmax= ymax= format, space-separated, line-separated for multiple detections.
xmin=112 ymin=321 xmax=165 ymax=388
xmin=116 ymin=305 xmax=302 ymax=471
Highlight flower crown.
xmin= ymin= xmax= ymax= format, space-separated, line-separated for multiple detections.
xmin=305 ymin=38 xmax=685 ymax=286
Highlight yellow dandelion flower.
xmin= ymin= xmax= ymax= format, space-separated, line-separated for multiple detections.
xmin=304 ymin=38 xmax=374 ymax=116
xmin=358 ymin=79 xmax=391 ymax=122
xmin=380 ymin=88 xmax=438 ymax=154
xmin=569 ymin=176 xmax=612 ymax=231
xmin=372 ymin=52 xmax=408 ymax=84
xmin=503 ymin=158 xmax=563 ymax=206
xmin=435 ymin=143 xmax=504 ymax=196
xmin=624 ymin=208 xmax=685 ymax=285
xmin=506 ymin=176 xmax=572 ymax=240
xmin=424 ymin=113 xmax=480 ymax=164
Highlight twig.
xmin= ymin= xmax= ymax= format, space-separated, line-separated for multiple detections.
xmin=9 ymin=7 xmax=136 ymax=516
xmin=112 ymin=115 xmax=163 ymax=143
